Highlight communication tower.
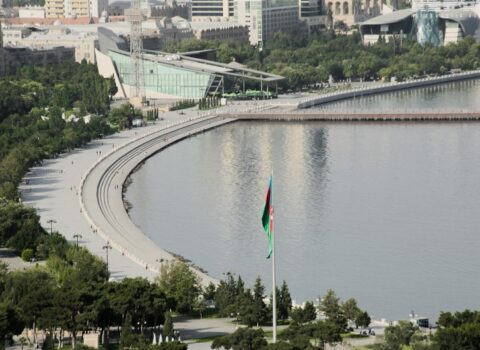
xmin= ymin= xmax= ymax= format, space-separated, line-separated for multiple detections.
xmin=125 ymin=0 xmax=145 ymax=101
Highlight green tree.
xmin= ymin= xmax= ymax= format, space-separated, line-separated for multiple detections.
xmin=383 ymin=321 xmax=417 ymax=350
xmin=0 ymin=302 xmax=25 ymax=350
xmin=237 ymin=289 xmax=260 ymax=327
xmin=214 ymin=272 xmax=242 ymax=316
xmin=156 ymin=260 xmax=200 ymax=313
xmin=318 ymin=290 xmax=346 ymax=330
xmin=194 ymin=296 xmax=206 ymax=319
xmin=107 ymin=76 xmax=118 ymax=98
xmin=21 ymin=248 xmax=34 ymax=262
xmin=158 ymin=342 xmax=188 ymax=350
xmin=119 ymin=313 xmax=135 ymax=348
xmin=290 ymin=301 xmax=317 ymax=324
xmin=355 ymin=311 xmax=371 ymax=329
xmin=109 ymin=277 xmax=166 ymax=329
xmin=3 ymin=269 xmax=56 ymax=344
xmin=278 ymin=280 xmax=292 ymax=321
xmin=251 ymin=277 xmax=267 ymax=326
xmin=0 ymin=199 xmax=46 ymax=250
xmin=211 ymin=327 xmax=267 ymax=350
xmin=303 ymin=302 xmax=317 ymax=323
xmin=163 ymin=312 xmax=174 ymax=341
xmin=107 ymin=103 xmax=141 ymax=130
xmin=341 ymin=298 xmax=360 ymax=324
xmin=312 ymin=320 xmax=342 ymax=349
xmin=203 ymin=282 xmax=216 ymax=301
xmin=279 ymin=322 xmax=316 ymax=349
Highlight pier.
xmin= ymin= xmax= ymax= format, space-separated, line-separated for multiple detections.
xmin=296 ymin=70 xmax=480 ymax=108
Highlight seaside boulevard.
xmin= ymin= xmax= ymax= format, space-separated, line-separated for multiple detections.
xmin=20 ymin=100 xmax=275 ymax=283
xmin=20 ymin=72 xmax=480 ymax=285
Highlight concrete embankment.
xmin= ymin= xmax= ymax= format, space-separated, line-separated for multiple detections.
xmin=80 ymin=115 xmax=234 ymax=285
xmin=225 ymin=112 xmax=480 ymax=121
xmin=297 ymin=70 xmax=480 ymax=109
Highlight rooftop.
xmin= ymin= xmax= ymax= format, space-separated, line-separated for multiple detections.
xmin=21 ymin=27 xmax=98 ymax=41
xmin=360 ymin=8 xmax=414 ymax=26
xmin=189 ymin=20 xmax=247 ymax=31
xmin=138 ymin=48 xmax=284 ymax=82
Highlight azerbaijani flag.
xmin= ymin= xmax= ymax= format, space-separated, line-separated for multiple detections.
xmin=261 ymin=176 xmax=274 ymax=259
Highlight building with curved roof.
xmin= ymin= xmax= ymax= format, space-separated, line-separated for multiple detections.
xmin=360 ymin=1 xmax=480 ymax=45
xmin=96 ymin=27 xmax=283 ymax=100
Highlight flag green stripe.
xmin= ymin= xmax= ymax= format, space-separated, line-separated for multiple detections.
xmin=261 ymin=178 xmax=273 ymax=259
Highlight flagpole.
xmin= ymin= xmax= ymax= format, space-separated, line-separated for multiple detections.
xmin=271 ymin=171 xmax=277 ymax=343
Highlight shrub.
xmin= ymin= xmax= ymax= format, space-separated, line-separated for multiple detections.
xmin=21 ymin=249 xmax=34 ymax=262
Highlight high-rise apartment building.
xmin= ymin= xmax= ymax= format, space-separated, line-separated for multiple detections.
xmin=235 ymin=0 xmax=300 ymax=46
xmin=46 ymin=0 xmax=65 ymax=18
xmin=299 ymin=0 xmax=325 ymax=35
xmin=45 ymin=0 xmax=108 ymax=18
xmin=299 ymin=0 xmax=322 ymax=16
xmin=191 ymin=0 xmax=234 ymax=20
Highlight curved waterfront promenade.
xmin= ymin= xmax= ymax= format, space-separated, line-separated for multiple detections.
xmin=79 ymin=114 xmax=234 ymax=285
xmin=20 ymin=108 xmax=242 ymax=283
xmin=20 ymin=71 xmax=480 ymax=284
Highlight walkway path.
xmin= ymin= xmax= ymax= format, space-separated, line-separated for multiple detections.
xmin=19 ymin=72 xmax=480 ymax=283
xmin=80 ymin=114 xmax=232 ymax=284
xmin=0 ymin=248 xmax=45 ymax=271
xmin=20 ymin=103 xmax=270 ymax=282
xmin=20 ymin=108 xmax=231 ymax=281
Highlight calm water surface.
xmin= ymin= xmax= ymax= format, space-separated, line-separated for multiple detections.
xmin=126 ymin=80 xmax=480 ymax=320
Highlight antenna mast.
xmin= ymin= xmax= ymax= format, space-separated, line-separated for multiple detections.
xmin=125 ymin=0 xmax=145 ymax=100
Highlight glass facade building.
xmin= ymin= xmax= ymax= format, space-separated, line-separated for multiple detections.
xmin=110 ymin=51 xmax=215 ymax=99
xmin=96 ymin=27 xmax=284 ymax=100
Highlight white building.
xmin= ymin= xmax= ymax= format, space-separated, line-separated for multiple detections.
xmin=235 ymin=0 xmax=300 ymax=46
xmin=19 ymin=6 xmax=46 ymax=18
xmin=191 ymin=0 xmax=235 ymax=21
xmin=19 ymin=27 xmax=98 ymax=63
xmin=189 ymin=19 xmax=250 ymax=43
xmin=45 ymin=0 xmax=108 ymax=18
xmin=1 ymin=27 xmax=33 ymax=46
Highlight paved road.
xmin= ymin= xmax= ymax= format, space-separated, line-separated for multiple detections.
xmin=0 ymin=248 xmax=45 ymax=271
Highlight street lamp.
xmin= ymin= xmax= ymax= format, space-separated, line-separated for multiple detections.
xmin=102 ymin=242 xmax=112 ymax=271
xmin=137 ymin=320 xmax=147 ymax=334
xmin=47 ymin=219 xmax=56 ymax=234
xmin=73 ymin=234 xmax=82 ymax=248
